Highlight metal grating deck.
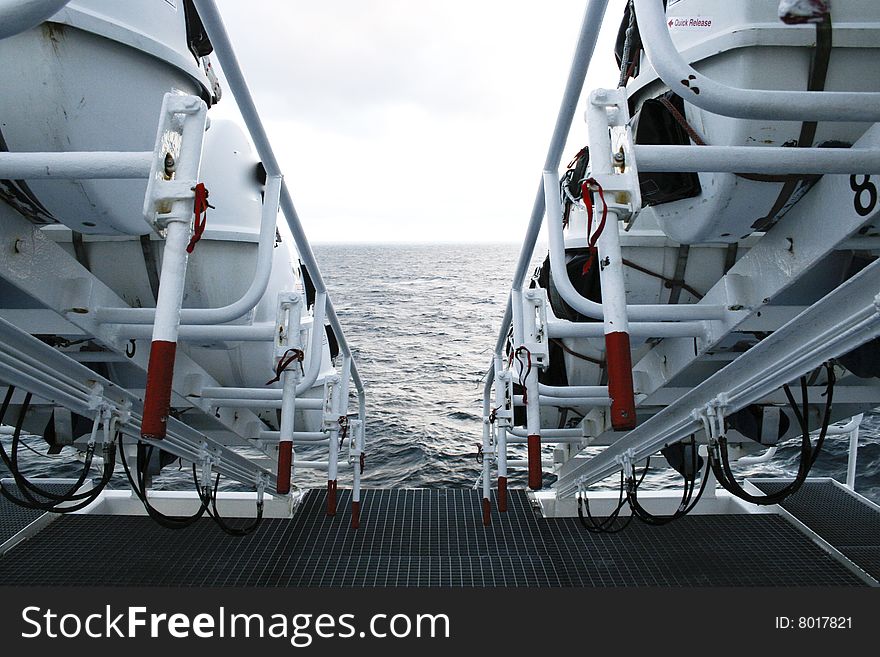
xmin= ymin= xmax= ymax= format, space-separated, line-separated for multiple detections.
xmin=0 ymin=483 xmax=71 ymax=549
xmin=0 ymin=488 xmax=866 ymax=587
xmin=753 ymin=480 xmax=880 ymax=582
xmin=1 ymin=494 xmax=46 ymax=546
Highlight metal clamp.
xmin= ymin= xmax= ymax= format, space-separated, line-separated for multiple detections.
xmin=275 ymin=292 xmax=303 ymax=355
xmin=143 ymin=93 xmax=209 ymax=230
xmin=586 ymin=87 xmax=642 ymax=213
xmin=198 ymin=442 xmax=219 ymax=490
xmin=694 ymin=394 xmax=729 ymax=446
xmin=254 ymin=474 xmax=267 ymax=506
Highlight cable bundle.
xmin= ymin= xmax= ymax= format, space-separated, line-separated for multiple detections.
xmin=118 ymin=433 xmax=262 ymax=536
xmin=0 ymin=387 xmax=115 ymax=513
xmin=709 ymin=362 xmax=835 ymax=505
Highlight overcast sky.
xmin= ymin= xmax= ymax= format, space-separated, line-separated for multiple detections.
xmin=211 ymin=0 xmax=627 ymax=242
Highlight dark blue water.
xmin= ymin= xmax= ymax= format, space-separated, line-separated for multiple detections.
xmin=3 ymin=243 xmax=879 ymax=503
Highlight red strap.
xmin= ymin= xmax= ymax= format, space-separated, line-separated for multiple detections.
xmin=580 ymin=178 xmax=608 ymax=275
xmin=186 ymin=183 xmax=211 ymax=254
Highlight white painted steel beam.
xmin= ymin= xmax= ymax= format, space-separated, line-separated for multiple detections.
xmin=546 ymin=316 xmax=706 ymax=338
xmin=0 ymin=317 xmax=273 ymax=489
xmin=538 ymin=383 xmax=608 ymax=398
xmin=117 ymin=323 xmax=276 ymax=341
xmin=490 ymin=0 xmax=611 ymax=359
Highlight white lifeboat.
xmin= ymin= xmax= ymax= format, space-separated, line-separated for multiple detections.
xmin=0 ymin=0 xmax=214 ymax=235
xmin=627 ymin=0 xmax=880 ymax=243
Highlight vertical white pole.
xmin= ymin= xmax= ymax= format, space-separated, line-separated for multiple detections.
xmin=585 ymin=90 xmax=636 ymax=431
xmin=141 ymin=100 xmax=206 ymax=441
xmin=327 ymin=355 xmax=351 ymax=517
xmin=276 ymin=368 xmax=298 ymax=494
xmin=326 ymin=376 xmax=340 ymax=516
xmin=494 ymin=355 xmax=509 ymax=512
xmin=521 ymin=292 xmax=543 ymax=490
xmin=846 ymin=414 xmax=864 ymax=490
xmin=481 ymin=409 xmax=492 ymax=525
xmin=351 ymin=420 xmax=363 ymax=528
xmin=276 ymin=296 xmax=303 ymax=494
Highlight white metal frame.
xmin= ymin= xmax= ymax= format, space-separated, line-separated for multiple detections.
xmin=484 ymin=0 xmax=880 ymax=522
xmin=0 ymin=1 xmax=367 ymax=526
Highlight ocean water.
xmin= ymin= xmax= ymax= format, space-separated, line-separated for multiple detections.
xmin=2 ymin=243 xmax=879 ymax=504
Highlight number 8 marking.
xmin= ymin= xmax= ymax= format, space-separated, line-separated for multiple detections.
xmin=851 ymin=174 xmax=878 ymax=217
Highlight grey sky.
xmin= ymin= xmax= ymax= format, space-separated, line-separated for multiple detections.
xmin=211 ymin=0 xmax=627 ymax=242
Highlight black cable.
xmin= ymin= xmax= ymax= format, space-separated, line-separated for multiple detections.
xmin=680 ymin=456 xmax=712 ymax=517
xmin=16 ymin=436 xmax=62 ymax=460
xmin=577 ymin=465 xmax=649 ymax=533
xmin=710 ymin=363 xmax=835 ymax=505
xmin=626 ymin=447 xmax=702 ymax=526
xmin=578 ymin=470 xmax=631 ymax=533
xmin=578 ymin=438 xmax=713 ymax=533
xmin=199 ymin=472 xmax=263 ymax=536
xmin=117 ymin=434 xmax=208 ymax=529
xmin=5 ymin=396 xmax=96 ymax=503
xmin=1 ymin=443 xmax=116 ymax=514
xmin=0 ymin=389 xmax=114 ymax=512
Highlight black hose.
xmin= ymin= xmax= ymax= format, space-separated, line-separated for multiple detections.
xmin=198 ymin=471 xmax=264 ymax=537
xmin=117 ymin=434 xmax=208 ymax=529
xmin=0 ymin=389 xmax=114 ymax=513
xmin=578 ymin=470 xmax=631 ymax=533
xmin=1 ymin=444 xmax=116 ymax=513
xmin=577 ymin=465 xmax=648 ymax=533
xmin=626 ymin=444 xmax=703 ymax=526
xmin=577 ymin=438 xmax=713 ymax=532
xmin=710 ymin=363 xmax=835 ymax=505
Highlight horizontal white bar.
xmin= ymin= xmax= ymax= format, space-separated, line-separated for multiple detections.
xmin=507 ymin=459 xmax=555 ymax=468
xmin=294 ymin=460 xmax=351 ymax=471
xmin=117 ymin=324 xmax=276 ymax=341
xmin=206 ymin=398 xmax=323 ymax=410
xmin=635 ymin=145 xmax=880 ymax=175
xmin=546 ymin=317 xmax=706 ymax=338
xmin=0 ymin=151 xmax=153 ymax=179
xmin=506 ymin=436 xmax=585 ymax=444
xmin=259 ymin=431 xmax=327 ymax=443
xmin=506 ymin=427 xmax=584 ymax=438
xmin=514 ymin=395 xmax=612 ymax=407
xmin=538 ymin=383 xmax=607 ymax=397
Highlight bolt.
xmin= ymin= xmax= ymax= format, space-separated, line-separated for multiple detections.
xmin=163 ymin=152 xmax=176 ymax=178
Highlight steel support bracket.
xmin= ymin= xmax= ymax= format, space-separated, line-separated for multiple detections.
xmin=587 ymin=88 xmax=642 ymax=213
xmin=143 ymin=93 xmax=208 ymax=231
